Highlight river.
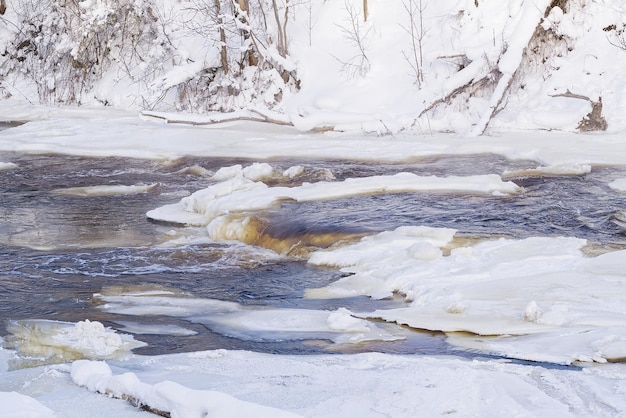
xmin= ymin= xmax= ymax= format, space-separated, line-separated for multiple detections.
xmin=1 ymin=147 xmax=626 ymax=359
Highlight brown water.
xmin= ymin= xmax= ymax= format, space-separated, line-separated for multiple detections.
xmin=1 ymin=149 xmax=626 ymax=357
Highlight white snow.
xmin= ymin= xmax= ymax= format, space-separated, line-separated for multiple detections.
xmin=3 ymin=347 xmax=626 ymax=418
xmin=0 ymin=392 xmax=57 ymax=418
xmin=70 ymin=360 xmax=302 ymax=418
xmin=470 ymin=0 xmax=552 ymax=136
xmin=2 ymin=1 xmax=626 ymax=416
xmin=307 ymin=229 xmax=626 ymax=365
xmin=4 ymin=103 xmax=626 ymax=167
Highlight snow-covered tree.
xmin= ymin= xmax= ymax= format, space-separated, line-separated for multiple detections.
xmin=1 ymin=0 xmax=169 ymax=104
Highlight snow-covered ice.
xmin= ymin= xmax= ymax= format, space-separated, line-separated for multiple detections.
xmin=0 ymin=162 xmax=17 ymax=170
xmin=52 ymin=183 xmax=159 ymax=197
xmin=146 ymin=164 xmax=519 ymax=229
xmin=4 ymin=319 xmax=145 ymax=363
xmin=2 ymin=346 xmax=626 ymax=418
xmin=308 ymin=229 xmax=626 ymax=365
xmin=96 ymin=292 xmax=405 ymax=346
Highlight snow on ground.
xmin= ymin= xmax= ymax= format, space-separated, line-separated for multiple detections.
xmin=2 ymin=1 xmax=626 ymax=134
xmin=0 ymin=391 xmax=56 ymax=418
xmin=2 ymin=346 xmax=626 ymax=418
xmin=3 ymin=101 xmax=626 ymax=167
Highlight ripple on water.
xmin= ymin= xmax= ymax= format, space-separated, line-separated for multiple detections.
xmin=1 ymin=152 xmax=626 ymax=358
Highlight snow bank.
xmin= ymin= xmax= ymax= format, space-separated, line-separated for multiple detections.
xmin=71 ymin=360 xmax=302 ymax=418
xmin=2 ymin=0 xmax=626 ymax=134
xmin=5 ymin=106 xmax=626 ymax=170
xmin=0 ymin=391 xmax=57 ymax=418
xmin=3 ymin=347 xmax=626 ymax=418
xmin=471 ymin=0 xmax=552 ymax=136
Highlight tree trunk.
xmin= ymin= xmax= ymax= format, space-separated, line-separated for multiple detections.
xmin=363 ymin=0 xmax=368 ymax=22
xmin=237 ymin=0 xmax=249 ymax=12
xmin=215 ymin=0 xmax=229 ymax=73
xmin=237 ymin=0 xmax=258 ymax=66
xmin=0 ymin=0 xmax=6 ymax=15
xmin=271 ymin=0 xmax=289 ymax=57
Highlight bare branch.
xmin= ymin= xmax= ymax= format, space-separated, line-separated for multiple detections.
xmin=549 ymin=89 xmax=593 ymax=102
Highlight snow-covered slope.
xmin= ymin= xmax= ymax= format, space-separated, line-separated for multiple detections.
xmin=0 ymin=0 xmax=625 ymax=134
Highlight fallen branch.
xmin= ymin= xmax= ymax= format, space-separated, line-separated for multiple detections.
xmin=115 ymin=392 xmax=170 ymax=417
xmin=417 ymin=71 xmax=495 ymax=119
xmin=414 ymin=54 xmax=494 ymax=124
xmin=140 ymin=109 xmax=293 ymax=127
xmin=550 ymin=89 xmax=594 ymax=101
xmin=248 ymin=107 xmax=294 ymax=126
xmin=550 ymin=90 xmax=607 ymax=131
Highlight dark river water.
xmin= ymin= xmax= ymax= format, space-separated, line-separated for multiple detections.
xmin=1 ymin=145 xmax=626 ymax=358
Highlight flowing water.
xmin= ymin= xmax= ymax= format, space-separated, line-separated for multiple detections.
xmin=1 ymin=139 xmax=626 ymax=358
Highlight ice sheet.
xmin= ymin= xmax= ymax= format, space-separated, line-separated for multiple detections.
xmin=52 ymin=183 xmax=158 ymax=197
xmin=147 ymin=164 xmax=520 ymax=229
xmin=307 ymin=228 xmax=626 ymax=364
xmin=96 ymin=293 xmax=405 ymax=345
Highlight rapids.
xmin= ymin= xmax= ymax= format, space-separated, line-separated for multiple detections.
xmin=1 ymin=150 xmax=626 ymax=360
